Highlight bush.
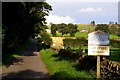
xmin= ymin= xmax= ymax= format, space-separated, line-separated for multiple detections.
xmin=37 ymin=32 xmax=52 ymax=50
xmin=110 ymin=39 xmax=120 ymax=48
xmin=63 ymin=37 xmax=87 ymax=49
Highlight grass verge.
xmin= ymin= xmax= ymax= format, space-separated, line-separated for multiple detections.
xmin=40 ymin=49 xmax=96 ymax=79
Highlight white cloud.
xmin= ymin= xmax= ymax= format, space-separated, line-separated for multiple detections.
xmin=45 ymin=14 xmax=76 ymax=24
xmin=78 ymin=7 xmax=102 ymax=13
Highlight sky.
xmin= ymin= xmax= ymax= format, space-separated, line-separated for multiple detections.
xmin=45 ymin=0 xmax=120 ymax=24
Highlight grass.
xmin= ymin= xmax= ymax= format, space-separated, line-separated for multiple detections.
xmin=77 ymin=24 xmax=95 ymax=31
xmin=40 ymin=49 xmax=96 ymax=79
xmin=110 ymin=35 xmax=120 ymax=40
xmin=51 ymin=31 xmax=120 ymax=40
xmin=75 ymin=32 xmax=88 ymax=38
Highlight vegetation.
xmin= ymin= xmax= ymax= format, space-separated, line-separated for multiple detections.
xmin=110 ymin=48 xmax=120 ymax=62
xmin=51 ymin=24 xmax=57 ymax=36
xmin=2 ymin=37 xmax=32 ymax=65
xmin=95 ymin=24 xmax=109 ymax=33
xmin=90 ymin=21 xmax=96 ymax=26
xmin=40 ymin=49 xmax=96 ymax=79
xmin=109 ymin=24 xmax=120 ymax=36
xmin=77 ymin=24 xmax=95 ymax=32
xmin=2 ymin=2 xmax=52 ymax=53
xmin=2 ymin=2 xmax=52 ymax=64
xmin=75 ymin=32 xmax=88 ymax=38
xmin=63 ymin=37 xmax=87 ymax=49
xmin=51 ymin=23 xmax=78 ymax=37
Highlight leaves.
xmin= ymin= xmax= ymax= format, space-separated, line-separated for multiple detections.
xmin=2 ymin=2 xmax=52 ymax=54
xmin=51 ymin=23 xmax=78 ymax=37
xmin=95 ymin=24 xmax=109 ymax=33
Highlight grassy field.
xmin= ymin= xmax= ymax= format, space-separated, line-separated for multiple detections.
xmin=77 ymin=24 xmax=95 ymax=31
xmin=75 ymin=32 xmax=88 ymax=38
xmin=40 ymin=49 xmax=96 ymax=79
xmin=75 ymin=31 xmax=120 ymax=39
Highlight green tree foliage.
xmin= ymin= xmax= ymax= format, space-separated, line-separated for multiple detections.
xmin=116 ymin=24 xmax=120 ymax=36
xmin=109 ymin=24 xmax=118 ymax=35
xmin=51 ymin=23 xmax=78 ymax=37
xmin=57 ymin=23 xmax=68 ymax=35
xmin=51 ymin=24 xmax=57 ymax=36
xmin=95 ymin=24 xmax=109 ymax=33
xmin=90 ymin=21 xmax=95 ymax=26
xmin=38 ymin=31 xmax=52 ymax=46
xmin=103 ymin=24 xmax=120 ymax=36
xmin=68 ymin=23 xmax=78 ymax=36
xmin=2 ymin=2 xmax=52 ymax=54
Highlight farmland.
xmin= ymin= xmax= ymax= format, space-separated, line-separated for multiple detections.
xmin=41 ymin=23 xmax=120 ymax=79
xmin=2 ymin=2 xmax=120 ymax=79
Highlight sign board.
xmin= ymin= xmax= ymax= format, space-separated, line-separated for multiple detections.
xmin=88 ymin=30 xmax=110 ymax=56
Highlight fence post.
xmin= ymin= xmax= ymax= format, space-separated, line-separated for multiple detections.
xmin=97 ymin=55 xmax=100 ymax=79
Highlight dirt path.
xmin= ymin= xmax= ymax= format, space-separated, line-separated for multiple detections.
xmin=2 ymin=39 xmax=49 ymax=80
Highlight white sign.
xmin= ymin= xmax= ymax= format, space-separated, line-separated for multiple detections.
xmin=88 ymin=30 xmax=110 ymax=56
xmin=88 ymin=46 xmax=109 ymax=55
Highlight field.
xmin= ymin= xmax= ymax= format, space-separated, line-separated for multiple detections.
xmin=77 ymin=24 xmax=95 ymax=32
xmin=41 ymin=24 xmax=120 ymax=79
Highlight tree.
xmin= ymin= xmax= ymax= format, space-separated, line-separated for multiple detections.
xmin=115 ymin=24 xmax=120 ymax=36
xmin=68 ymin=23 xmax=78 ymax=36
xmin=95 ymin=24 xmax=109 ymax=33
xmin=51 ymin=24 xmax=57 ymax=36
xmin=57 ymin=23 xmax=68 ymax=35
xmin=39 ymin=31 xmax=52 ymax=46
xmin=2 ymin=2 xmax=52 ymax=54
xmin=109 ymin=21 xmax=114 ymax=24
xmin=91 ymin=21 xmax=95 ymax=26
xmin=115 ymin=22 xmax=118 ymax=25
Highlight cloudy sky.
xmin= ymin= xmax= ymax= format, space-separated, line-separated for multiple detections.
xmin=45 ymin=0 xmax=119 ymax=24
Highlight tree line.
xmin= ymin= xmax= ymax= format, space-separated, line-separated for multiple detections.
xmin=51 ymin=23 xmax=78 ymax=37
xmin=95 ymin=24 xmax=120 ymax=36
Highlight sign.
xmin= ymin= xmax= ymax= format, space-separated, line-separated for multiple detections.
xmin=88 ymin=30 xmax=110 ymax=56
xmin=88 ymin=46 xmax=109 ymax=55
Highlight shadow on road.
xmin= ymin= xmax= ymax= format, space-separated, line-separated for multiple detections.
xmin=3 ymin=38 xmax=39 ymax=67
xmin=2 ymin=69 xmax=49 ymax=80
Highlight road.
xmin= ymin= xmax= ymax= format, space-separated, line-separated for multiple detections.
xmin=2 ymin=39 xmax=49 ymax=80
